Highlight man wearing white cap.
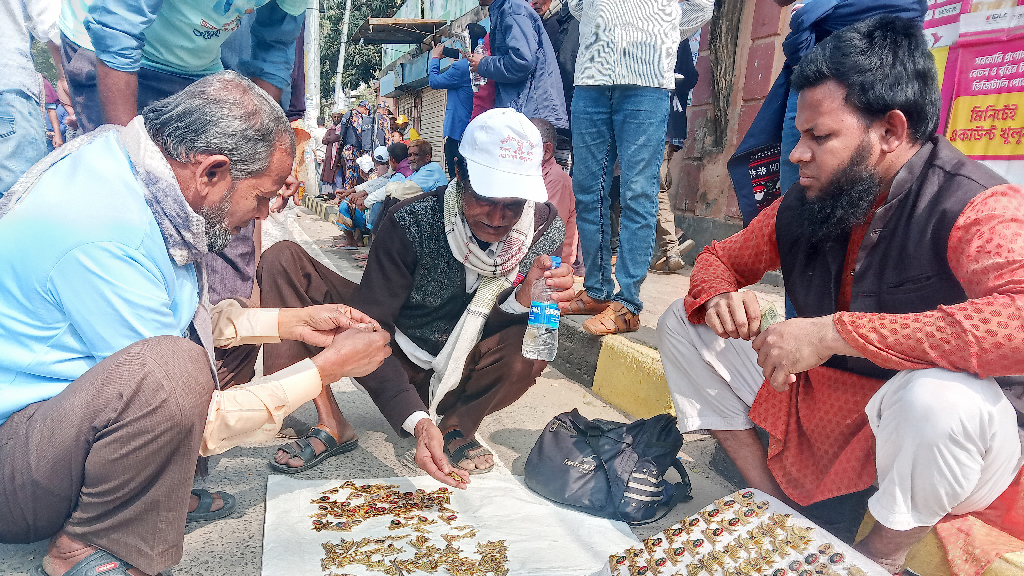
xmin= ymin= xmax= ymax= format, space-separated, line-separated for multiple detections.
xmin=255 ymin=108 xmax=573 ymax=479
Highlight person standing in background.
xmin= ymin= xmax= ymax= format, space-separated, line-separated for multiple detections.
xmin=428 ymin=23 xmax=485 ymax=180
xmin=561 ymin=0 xmax=713 ymax=335
xmin=1 ymin=0 xmax=63 ymax=197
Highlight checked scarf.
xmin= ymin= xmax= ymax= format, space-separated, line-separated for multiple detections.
xmin=427 ymin=181 xmax=535 ymax=419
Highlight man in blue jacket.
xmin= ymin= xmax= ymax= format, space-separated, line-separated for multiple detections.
xmin=428 ymin=23 xmax=486 ymax=179
xmin=468 ymin=0 xmax=567 ymax=129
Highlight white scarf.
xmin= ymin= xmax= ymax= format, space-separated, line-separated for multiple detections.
xmin=427 ymin=182 xmax=535 ymax=419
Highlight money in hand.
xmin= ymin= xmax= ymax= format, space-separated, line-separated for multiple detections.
xmin=760 ymin=303 xmax=783 ymax=332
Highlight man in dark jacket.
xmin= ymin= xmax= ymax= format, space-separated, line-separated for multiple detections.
xmin=469 ymin=0 xmax=568 ymax=129
xmin=255 ymin=109 xmax=573 ymax=479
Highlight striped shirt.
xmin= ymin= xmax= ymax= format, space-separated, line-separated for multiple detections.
xmin=569 ymin=0 xmax=713 ymax=89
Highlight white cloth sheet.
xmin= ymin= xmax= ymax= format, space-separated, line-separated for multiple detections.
xmin=262 ymin=472 xmax=641 ymax=576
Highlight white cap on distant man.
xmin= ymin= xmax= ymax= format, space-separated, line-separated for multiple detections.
xmin=356 ymin=155 xmax=374 ymax=173
xmin=458 ymin=108 xmax=547 ymax=203
xmin=373 ymin=146 xmax=389 ymax=163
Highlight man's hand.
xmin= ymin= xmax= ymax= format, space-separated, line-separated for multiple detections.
xmin=311 ymin=328 xmax=392 ymax=383
xmin=751 ymin=315 xmax=859 ymax=392
xmin=414 ymin=418 xmax=471 ymax=489
xmin=271 ymin=175 xmax=299 ymax=213
xmin=431 ymin=42 xmax=445 ymax=60
xmin=279 ymin=304 xmax=381 ymax=347
xmin=515 ymin=254 xmax=576 ymax=309
xmin=468 ymin=53 xmax=485 ymax=73
xmin=704 ymin=291 xmax=762 ymax=340
xmin=351 ymin=191 xmax=369 ymax=211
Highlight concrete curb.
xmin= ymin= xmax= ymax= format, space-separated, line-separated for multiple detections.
xmin=302 ymin=193 xmax=339 ymax=224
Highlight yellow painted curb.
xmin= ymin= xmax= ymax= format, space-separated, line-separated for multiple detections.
xmin=591 ymin=334 xmax=675 ymax=419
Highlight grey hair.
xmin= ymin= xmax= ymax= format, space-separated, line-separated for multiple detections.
xmin=142 ymin=71 xmax=295 ymax=180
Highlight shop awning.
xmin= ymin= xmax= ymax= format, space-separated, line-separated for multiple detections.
xmin=350 ymin=18 xmax=448 ymax=45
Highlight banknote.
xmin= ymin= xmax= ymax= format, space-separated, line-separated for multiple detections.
xmin=760 ymin=303 xmax=783 ymax=331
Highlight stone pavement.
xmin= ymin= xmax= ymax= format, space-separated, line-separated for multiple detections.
xmin=0 ymin=204 xmax=749 ymax=576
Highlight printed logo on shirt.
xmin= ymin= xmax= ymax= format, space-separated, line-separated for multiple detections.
xmin=194 ymin=16 xmax=242 ymax=39
xmin=498 ymin=135 xmax=535 ymax=163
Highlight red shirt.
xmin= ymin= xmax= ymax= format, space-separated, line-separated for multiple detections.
xmin=684 ymin=185 xmax=1024 ymax=506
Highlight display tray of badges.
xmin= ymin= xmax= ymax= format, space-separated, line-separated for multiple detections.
xmin=594 ymin=489 xmax=889 ymax=576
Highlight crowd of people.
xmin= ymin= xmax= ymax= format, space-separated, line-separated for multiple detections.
xmin=1 ymin=0 xmax=1023 ymax=575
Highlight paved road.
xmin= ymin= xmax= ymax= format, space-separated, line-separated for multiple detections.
xmin=0 ymin=205 xmax=738 ymax=576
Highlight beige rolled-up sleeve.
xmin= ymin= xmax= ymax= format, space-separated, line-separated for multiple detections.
xmin=200 ymin=358 xmax=323 ymax=456
xmin=211 ymin=298 xmax=281 ymax=347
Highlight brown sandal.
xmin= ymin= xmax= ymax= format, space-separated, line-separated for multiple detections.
xmin=582 ymin=301 xmax=640 ymax=335
xmin=562 ymin=289 xmax=612 ymax=315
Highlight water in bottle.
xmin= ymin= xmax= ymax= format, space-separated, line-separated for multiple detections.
xmin=522 ymin=256 xmax=561 ymax=361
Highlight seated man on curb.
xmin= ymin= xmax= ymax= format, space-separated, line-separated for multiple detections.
xmin=0 ymin=72 xmax=392 ymax=576
xmin=384 ymin=138 xmax=452 ymax=201
xmin=334 ymin=143 xmax=412 ymax=248
xmin=657 ymin=17 xmax=1024 ymax=575
xmin=257 ymin=108 xmax=572 ymax=475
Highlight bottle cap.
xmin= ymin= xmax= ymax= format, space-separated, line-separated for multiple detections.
xmin=550 ymin=256 xmax=561 ymax=269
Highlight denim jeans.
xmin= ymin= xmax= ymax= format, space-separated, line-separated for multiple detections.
xmin=571 ymin=85 xmax=669 ymax=314
xmin=0 ymin=90 xmax=46 ymax=198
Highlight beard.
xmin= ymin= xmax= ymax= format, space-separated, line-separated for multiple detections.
xmin=799 ymin=138 xmax=882 ymax=245
xmin=200 ymin=185 xmax=236 ymax=253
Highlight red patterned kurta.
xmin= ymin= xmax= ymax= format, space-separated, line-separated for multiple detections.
xmin=683 ymin=185 xmax=1024 ymax=575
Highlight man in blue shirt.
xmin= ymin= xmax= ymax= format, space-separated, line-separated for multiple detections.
xmin=428 ymin=24 xmax=485 ymax=179
xmin=0 ymin=73 xmax=396 ymax=576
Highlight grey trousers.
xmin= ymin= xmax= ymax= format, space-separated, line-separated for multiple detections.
xmin=0 ymin=336 xmax=214 ymax=575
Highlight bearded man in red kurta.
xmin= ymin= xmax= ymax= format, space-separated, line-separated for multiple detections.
xmin=658 ymin=15 xmax=1024 ymax=576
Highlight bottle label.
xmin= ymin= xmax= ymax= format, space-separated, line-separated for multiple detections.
xmin=529 ymin=301 xmax=560 ymax=329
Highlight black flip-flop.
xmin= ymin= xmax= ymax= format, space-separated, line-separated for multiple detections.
xmin=269 ymin=426 xmax=358 ymax=474
xmin=30 ymin=549 xmax=133 ymax=576
xmin=442 ymin=429 xmax=494 ymax=475
xmin=186 ymin=488 xmax=236 ymax=523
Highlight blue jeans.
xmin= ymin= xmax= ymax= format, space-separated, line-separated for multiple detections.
xmin=338 ymin=202 xmax=368 ymax=231
xmin=571 ymin=85 xmax=669 ymax=314
xmin=0 ymin=90 xmax=46 ymax=198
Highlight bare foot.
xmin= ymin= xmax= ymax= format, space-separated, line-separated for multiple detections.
xmin=854 ymin=522 xmax=931 ymax=575
xmin=274 ymin=421 xmax=358 ymax=469
xmin=42 ymin=533 xmax=153 ymax=576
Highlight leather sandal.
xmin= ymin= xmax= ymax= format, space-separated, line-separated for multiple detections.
xmin=442 ymin=429 xmax=494 ymax=474
xmin=186 ymin=488 xmax=236 ymax=523
xmin=562 ymin=289 xmax=611 ymax=316
xmin=269 ymin=425 xmax=358 ymax=474
xmin=582 ymin=301 xmax=640 ymax=335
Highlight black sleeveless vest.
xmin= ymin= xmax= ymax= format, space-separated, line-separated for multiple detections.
xmin=776 ymin=136 xmax=1007 ymax=380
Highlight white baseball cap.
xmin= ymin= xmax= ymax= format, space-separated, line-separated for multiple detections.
xmin=356 ymin=155 xmax=374 ymax=173
xmin=372 ymin=145 xmax=389 ymax=163
xmin=458 ymin=108 xmax=547 ymax=202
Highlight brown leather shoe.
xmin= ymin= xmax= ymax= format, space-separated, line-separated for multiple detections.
xmin=582 ymin=301 xmax=640 ymax=335
xmin=562 ymin=289 xmax=611 ymax=315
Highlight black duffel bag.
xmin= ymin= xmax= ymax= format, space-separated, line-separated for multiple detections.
xmin=524 ymin=409 xmax=692 ymax=525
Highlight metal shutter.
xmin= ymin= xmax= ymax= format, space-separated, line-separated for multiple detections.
xmin=418 ymin=87 xmax=447 ymax=165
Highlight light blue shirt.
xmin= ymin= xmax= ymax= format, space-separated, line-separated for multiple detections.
xmin=0 ymin=132 xmax=199 ymax=424
xmin=62 ymin=0 xmax=304 ymax=89
xmin=410 ymin=162 xmax=449 ymax=193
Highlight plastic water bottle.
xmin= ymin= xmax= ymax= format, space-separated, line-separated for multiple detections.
xmin=522 ymin=256 xmax=562 ymax=361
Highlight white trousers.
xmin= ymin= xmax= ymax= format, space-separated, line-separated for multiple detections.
xmin=657 ymin=299 xmax=1024 ymax=530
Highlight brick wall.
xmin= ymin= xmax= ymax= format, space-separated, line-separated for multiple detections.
xmin=671 ymin=0 xmax=791 ymax=224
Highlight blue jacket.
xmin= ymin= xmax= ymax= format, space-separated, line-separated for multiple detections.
xmin=410 ymin=162 xmax=450 ymax=193
xmin=0 ymin=132 xmax=199 ymax=424
xmin=478 ymin=0 xmax=568 ymax=128
xmin=429 ymin=57 xmax=474 ymax=141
